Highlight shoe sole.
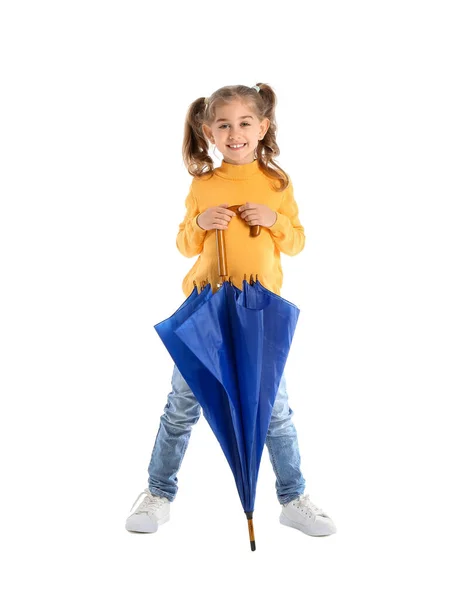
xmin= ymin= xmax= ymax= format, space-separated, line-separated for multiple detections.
xmin=279 ymin=513 xmax=336 ymax=536
xmin=125 ymin=513 xmax=170 ymax=534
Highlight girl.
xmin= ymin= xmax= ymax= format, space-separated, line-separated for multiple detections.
xmin=126 ymin=83 xmax=336 ymax=539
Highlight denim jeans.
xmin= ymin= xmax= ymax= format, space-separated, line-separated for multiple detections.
xmin=147 ymin=365 xmax=306 ymax=505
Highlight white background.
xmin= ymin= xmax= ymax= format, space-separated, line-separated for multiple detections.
xmin=1 ymin=1 xmax=468 ymax=598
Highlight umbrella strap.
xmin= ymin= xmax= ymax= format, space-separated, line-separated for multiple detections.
xmin=215 ymin=205 xmax=261 ymax=285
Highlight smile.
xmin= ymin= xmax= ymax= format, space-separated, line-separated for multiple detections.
xmin=228 ymin=143 xmax=246 ymax=150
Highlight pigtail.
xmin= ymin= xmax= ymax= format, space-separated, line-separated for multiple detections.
xmin=254 ymin=84 xmax=290 ymax=192
xmin=182 ymin=97 xmax=214 ymax=178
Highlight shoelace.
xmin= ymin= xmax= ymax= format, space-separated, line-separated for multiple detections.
xmin=296 ymin=494 xmax=327 ymax=517
xmin=128 ymin=488 xmax=167 ymax=515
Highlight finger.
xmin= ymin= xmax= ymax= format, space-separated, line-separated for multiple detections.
xmin=241 ymin=209 xmax=258 ymax=218
xmin=217 ymin=208 xmax=236 ymax=217
xmin=218 ymin=204 xmax=236 ymax=215
xmin=214 ymin=217 xmax=231 ymax=225
xmin=215 ymin=212 xmax=233 ymax=221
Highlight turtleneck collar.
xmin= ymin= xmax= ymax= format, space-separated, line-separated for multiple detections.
xmin=215 ymin=159 xmax=262 ymax=180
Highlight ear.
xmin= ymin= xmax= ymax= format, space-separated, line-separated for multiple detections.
xmin=259 ymin=118 xmax=270 ymax=140
xmin=202 ymin=123 xmax=215 ymax=144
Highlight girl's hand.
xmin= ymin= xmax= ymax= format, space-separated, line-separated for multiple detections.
xmin=238 ymin=203 xmax=277 ymax=228
xmin=197 ymin=204 xmax=236 ymax=231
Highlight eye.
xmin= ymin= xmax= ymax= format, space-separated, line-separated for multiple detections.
xmin=218 ymin=122 xmax=251 ymax=129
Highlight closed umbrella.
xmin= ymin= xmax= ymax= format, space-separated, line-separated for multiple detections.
xmin=154 ymin=207 xmax=300 ymax=550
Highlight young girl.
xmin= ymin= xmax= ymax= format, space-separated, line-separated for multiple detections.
xmin=126 ymin=83 xmax=336 ymax=538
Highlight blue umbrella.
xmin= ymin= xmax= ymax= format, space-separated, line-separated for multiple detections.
xmin=154 ymin=207 xmax=300 ymax=550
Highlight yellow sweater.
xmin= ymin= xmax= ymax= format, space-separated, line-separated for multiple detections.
xmin=176 ymin=159 xmax=305 ymax=297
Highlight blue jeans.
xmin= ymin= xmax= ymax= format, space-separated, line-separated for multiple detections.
xmin=147 ymin=365 xmax=306 ymax=505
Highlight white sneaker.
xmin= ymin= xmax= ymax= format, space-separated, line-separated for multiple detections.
xmin=125 ymin=488 xmax=170 ymax=533
xmin=280 ymin=493 xmax=337 ymax=536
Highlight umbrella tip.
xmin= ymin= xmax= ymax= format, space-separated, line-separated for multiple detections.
xmin=245 ymin=511 xmax=256 ymax=552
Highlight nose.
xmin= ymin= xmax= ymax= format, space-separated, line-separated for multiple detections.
xmin=229 ymin=124 xmax=243 ymax=140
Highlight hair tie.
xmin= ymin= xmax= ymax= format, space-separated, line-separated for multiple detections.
xmin=204 ymin=97 xmax=209 ymax=106
xmin=252 ymin=85 xmax=260 ymax=92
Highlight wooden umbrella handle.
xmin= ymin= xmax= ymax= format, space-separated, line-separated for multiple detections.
xmin=216 ymin=205 xmax=261 ymax=283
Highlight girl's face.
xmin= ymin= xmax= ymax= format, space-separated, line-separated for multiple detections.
xmin=203 ymin=99 xmax=270 ymax=165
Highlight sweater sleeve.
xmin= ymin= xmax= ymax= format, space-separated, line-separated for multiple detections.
xmin=176 ymin=182 xmax=207 ymax=258
xmin=268 ymin=181 xmax=305 ymax=256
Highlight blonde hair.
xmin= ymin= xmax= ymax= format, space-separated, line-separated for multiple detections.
xmin=182 ymin=83 xmax=290 ymax=192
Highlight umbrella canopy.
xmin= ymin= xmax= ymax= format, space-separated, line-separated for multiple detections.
xmin=154 ymin=207 xmax=300 ymax=550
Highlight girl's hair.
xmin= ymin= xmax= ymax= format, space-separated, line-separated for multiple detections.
xmin=182 ymin=83 xmax=289 ymax=191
